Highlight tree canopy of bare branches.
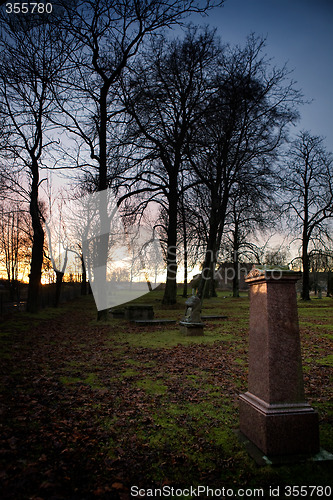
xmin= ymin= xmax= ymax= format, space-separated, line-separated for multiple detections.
xmin=281 ymin=131 xmax=333 ymax=300
xmin=0 ymin=9 xmax=72 ymax=312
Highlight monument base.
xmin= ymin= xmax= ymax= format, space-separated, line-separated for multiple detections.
xmin=179 ymin=321 xmax=204 ymax=336
xmin=236 ymin=430 xmax=333 ymax=466
xmin=239 ymin=392 xmax=320 ymax=456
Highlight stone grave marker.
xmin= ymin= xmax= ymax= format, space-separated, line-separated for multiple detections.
xmin=179 ymin=294 xmax=205 ymax=336
xmin=124 ymin=304 xmax=154 ymax=321
xmin=239 ymin=265 xmax=320 ymax=457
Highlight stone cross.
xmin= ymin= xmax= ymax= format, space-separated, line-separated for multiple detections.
xmin=239 ymin=266 xmax=320 ymax=457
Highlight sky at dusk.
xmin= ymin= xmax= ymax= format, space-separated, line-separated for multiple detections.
xmin=192 ymin=0 xmax=333 ymax=150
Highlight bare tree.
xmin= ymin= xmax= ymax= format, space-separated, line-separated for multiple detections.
xmin=222 ymin=180 xmax=277 ymax=297
xmin=264 ymin=246 xmax=289 ymax=266
xmin=186 ymin=35 xmax=302 ymax=299
xmin=307 ymin=248 xmax=333 ymax=296
xmin=0 ymin=202 xmax=31 ymax=300
xmin=121 ymin=28 xmax=219 ymax=304
xmin=282 ymin=131 xmax=333 ymax=300
xmin=0 ymin=10 xmax=70 ymax=312
xmin=50 ymin=0 xmax=223 ymax=316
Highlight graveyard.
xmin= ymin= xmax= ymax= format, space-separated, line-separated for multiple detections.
xmin=0 ymin=288 xmax=332 ymax=499
xmin=1 ymin=1 xmax=333 ymax=498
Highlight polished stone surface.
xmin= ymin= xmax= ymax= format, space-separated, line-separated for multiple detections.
xmin=239 ymin=268 xmax=320 ymax=456
xmin=239 ymin=392 xmax=319 ymax=455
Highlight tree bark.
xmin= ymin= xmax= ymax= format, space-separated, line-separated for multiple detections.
xmin=162 ymin=183 xmax=178 ymax=305
xmin=232 ymin=259 xmax=240 ymax=298
xmin=97 ymin=86 xmax=110 ymax=321
xmin=301 ymin=234 xmax=311 ymax=300
xmin=27 ymin=164 xmax=44 ymax=313
xmin=181 ymin=192 xmax=188 ymax=298
xmin=232 ymin=226 xmax=240 ymax=298
xmin=81 ymin=255 xmax=87 ymax=295
xmin=183 ymin=247 xmax=188 ymax=298
xmin=208 ymin=259 xmax=217 ymax=297
xmin=198 ymin=234 xmax=217 ymax=299
xmin=197 ymin=200 xmax=221 ymax=299
xmin=54 ymin=271 xmax=64 ymax=307
xmin=327 ymin=271 xmax=333 ymax=297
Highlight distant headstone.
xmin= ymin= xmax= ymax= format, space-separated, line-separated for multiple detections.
xmin=124 ymin=304 xmax=154 ymax=321
xmin=110 ymin=308 xmax=125 ymax=319
xmin=239 ymin=265 xmax=320 ymax=456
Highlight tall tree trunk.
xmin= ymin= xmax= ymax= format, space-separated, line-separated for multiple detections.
xmin=181 ymin=192 xmax=188 ymax=298
xmin=198 ymin=234 xmax=216 ymax=299
xmin=54 ymin=270 xmax=64 ymax=307
xmin=54 ymin=250 xmax=68 ymax=307
xmin=301 ymin=234 xmax=311 ymax=300
xmin=232 ymin=227 xmax=240 ymax=298
xmin=301 ymin=189 xmax=310 ymax=300
xmin=97 ymin=87 xmax=110 ymax=321
xmin=327 ymin=271 xmax=333 ymax=297
xmin=232 ymin=258 xmax=240 ymax=298
xmin=27 ymin=164 xmax=44 ymax=313
xmin=197 ymin=206 xmax=219 ymax=299
xmin=183 ymin=246 xmax=188 ymax=298
xmin=162 ymin=183 xmax=178 ymax=305
xmin=198 ymin=192 xmax=228 ymax=300
xmin=81 ymin=255 xmax=87 ymax=295
xmin=208 ymin=258 xmax=217 ymax=297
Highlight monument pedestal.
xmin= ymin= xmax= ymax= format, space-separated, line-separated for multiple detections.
xmin=239 ymin=393 xmax=319 ymax=455
xmin=179 ymin=321 xmax=204 ymax=336
xmin=239 ymin=267 xmax=320 ymax=457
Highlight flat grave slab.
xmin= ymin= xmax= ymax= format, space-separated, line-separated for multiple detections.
xmin=201 ymin=315 xmax=228 ymax=320
xmin=132 ymin=318 xmax=176 ymax=325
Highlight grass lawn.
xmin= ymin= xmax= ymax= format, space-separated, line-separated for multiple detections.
xmin=0 ymin=289 xmax=332 ymax=499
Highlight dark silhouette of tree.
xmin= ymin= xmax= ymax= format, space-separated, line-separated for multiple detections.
xmin=121 ymin=28 xmax=219 ymax=304
xmin=53 ymin=1 xmax=223 ymax=315
xmin=187 ymin=35 xmax=302 ymax=299
xmin=307 ymin=249 xmax=333 ymax=296
xmin=179 ymin=182 xmax=189 ymax=298
xmin=0 ymin=11 xmax=70 ymax=312
xmin=282 ymin=131 xmax=333 ymax=300
xmin=222 ymin=180 xmax=277 ymax=297
xmin=264 ymin=246 xmax=289 ymax=266
xmin=0 ymin=203 xmax=31 ymax=300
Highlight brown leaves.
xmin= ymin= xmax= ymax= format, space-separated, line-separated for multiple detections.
xmin=0 ymin=297 xmax=332 ymax=498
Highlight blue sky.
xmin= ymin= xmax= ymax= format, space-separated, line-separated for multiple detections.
xmin=192 ymin=0 xmax=333 ymax=150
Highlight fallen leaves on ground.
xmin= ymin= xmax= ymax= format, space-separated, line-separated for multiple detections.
xmin=0 ymin=296 xmax=332 ymax=499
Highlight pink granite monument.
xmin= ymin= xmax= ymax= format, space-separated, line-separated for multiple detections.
xmin=239 ymin=266 xmax=320 ymax=457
